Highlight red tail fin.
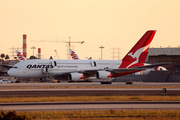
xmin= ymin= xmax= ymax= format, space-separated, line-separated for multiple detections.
xmin=119 ymin=30 xmax=156 ymax=68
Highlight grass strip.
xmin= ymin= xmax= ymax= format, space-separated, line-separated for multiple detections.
xmin=0 ymin=95 xmax=180 ymax=103
xmin=15 ymin=109 xmax=180 ymax=120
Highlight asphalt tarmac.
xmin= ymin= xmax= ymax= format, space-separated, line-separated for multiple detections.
xmin=1 ymin=101 xmax=180 ymax=111
xmin=0 ymin=82 xmax=180 ymax=96
xmin=0 ymin=82 xmax=180 ymax=88
xmin=0 ymin=88 xmax=180 ymax=97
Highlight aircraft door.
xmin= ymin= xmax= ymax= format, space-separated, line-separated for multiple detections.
xmin=42 ymin=67 xmax=48 ymax=74
xmin=90 ymin=61 xmax=97 ymax=67
xmin=51 ymin=61 xmax=57 ymax=67
xmin=42 ymin=67 xmax=51 ymax=79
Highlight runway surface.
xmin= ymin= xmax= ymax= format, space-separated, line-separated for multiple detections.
xmin=1 ymin=88 xmax=180 ymax=97
xmin=0 ymin=82 xmax=180 ymax=96
xmin=0 ymin=83 xmax=180 ymax=111
xmin=1 ymin=82 xmax=180 ymax=88
xmin=1 ymin=101 xmax=180 ymax=111
xmin=0 ymin=81 xmax=180 ymax=87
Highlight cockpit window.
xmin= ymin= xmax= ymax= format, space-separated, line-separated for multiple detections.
xmin=13 ymin=66 xmax=18 ymax=69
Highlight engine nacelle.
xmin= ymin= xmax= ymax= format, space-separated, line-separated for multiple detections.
xmin=68 ymin=73 xmax=85 ymax=81
xmin=96 ymin=71 xmax=112 ymax=79
xmin=155 ymin=66 xmax=167 ymax=71
xmin=134 ymin=71 xmax=143 ymax=75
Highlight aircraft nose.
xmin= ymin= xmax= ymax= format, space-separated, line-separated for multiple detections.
xmin=7 ymin=69 xmax=14 ymax=76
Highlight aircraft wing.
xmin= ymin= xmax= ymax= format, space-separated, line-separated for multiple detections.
xmin=53 ymin=69 xmax=101 ymax=79
xmin=132 ymin=62 xmax=171 ymax=69
xmin=53 ymin=68 xmax=146 ymax=79
xmin=0 ymin=65 xmax=13 ymax=69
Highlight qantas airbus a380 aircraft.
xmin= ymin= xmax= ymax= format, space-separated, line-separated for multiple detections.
xmin=7 ymin=30 xmax=167 ymax=82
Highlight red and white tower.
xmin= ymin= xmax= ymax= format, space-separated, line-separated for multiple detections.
xmin=23 ymin=34 xmax=27 ymax=58
xmin=38 ymin=48 xmax=41 ymax=59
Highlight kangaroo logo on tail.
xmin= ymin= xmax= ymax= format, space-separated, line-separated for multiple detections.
xmin=127 ymin=52 xmax=137 ymax=61
xmin=119 ymin=30 xmax=156 ymax=68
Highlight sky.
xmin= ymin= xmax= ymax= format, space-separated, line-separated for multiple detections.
xmin=0 ymin=0 xmax=180 ymax=60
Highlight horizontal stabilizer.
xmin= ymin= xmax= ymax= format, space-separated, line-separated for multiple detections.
xmin=107 ymin=68 xmax=146 ymax=74
xmin=132 ymin=62 xmax=171 ymax=69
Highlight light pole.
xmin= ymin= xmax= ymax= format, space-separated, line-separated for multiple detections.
xmin=99 ymin=45 xmax=104 ymax=60
xmin=31 ymin=46 xmax=36 ymax=57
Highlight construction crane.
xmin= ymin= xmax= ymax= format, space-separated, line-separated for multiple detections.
xmin=31 ymin=36 xmax=84 ymax=59
xmin=54 ymin=50 xmax=59 ymax=59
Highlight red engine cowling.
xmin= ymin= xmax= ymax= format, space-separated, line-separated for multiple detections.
xmin=154 ymin=66 xmax=167 ymax=71
xmin=96 ymin=71 xmax=112 ymax=79
xmin=68 ymin=73 xmax=85 ymax=81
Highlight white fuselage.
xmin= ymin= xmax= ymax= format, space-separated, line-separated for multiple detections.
xmin=8 ymin=59 xmax=122 ymax=78
xmin=8 ymin=59 xmax=167 ymax=79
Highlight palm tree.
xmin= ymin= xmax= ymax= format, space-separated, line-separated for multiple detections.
xmin=5 ymin=55 xmax=10 ymax=61
xmin=29 ymin=56 xmax=37 ymax=59
xmin=1 ymin=53 xmax=5 ymax=61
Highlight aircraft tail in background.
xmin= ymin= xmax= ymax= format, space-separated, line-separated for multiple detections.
xmin=16 ymin=50 xmax=26 ymax=61
xmin=69 ymin=49 xmax=80 ymax=60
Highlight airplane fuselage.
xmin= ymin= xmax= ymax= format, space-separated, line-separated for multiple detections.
xmin=8 ymin=59 xmax=122 ymax=78
xmin=8 ymin=59 xmax=166 ymax=80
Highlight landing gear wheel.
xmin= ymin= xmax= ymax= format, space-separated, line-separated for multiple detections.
xmin=101 ymin=82 xmax=112 ymax=84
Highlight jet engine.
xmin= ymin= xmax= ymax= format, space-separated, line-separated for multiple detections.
xmin=96 ymin=71 xmax=112 ymax=79
xmin=155 ymin=66 xmax=167 ymax=71
xmin=68 ymin=73 xmax=85 ymax=81
xmin=134 ymin=71 xmax=143 ymax=75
